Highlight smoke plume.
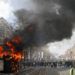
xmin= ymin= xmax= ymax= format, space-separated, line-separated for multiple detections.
xmin=14 ymin=9 xmax=73 ymax=47
xmin=60 ymin=0 xmax=75 ymax=12
xmin=5 ymin=0 xmax=75 ymax=56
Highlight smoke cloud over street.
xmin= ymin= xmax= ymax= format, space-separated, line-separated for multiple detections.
xmin=14 ymin=10 xmax=73 ymax=47
xmin=1 ymin=0 xmax=75 ymax=55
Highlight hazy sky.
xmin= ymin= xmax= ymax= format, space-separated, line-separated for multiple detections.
xmin=0 ymin=0 xmax=75 ymax=56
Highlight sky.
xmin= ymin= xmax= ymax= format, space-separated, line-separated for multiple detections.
xmin=0 ymin=0 xmax=75 ymax=57
xmin=0 ymin=0 xmax=15 ymax=23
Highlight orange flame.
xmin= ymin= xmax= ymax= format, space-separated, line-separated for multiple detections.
xmin=12 ymin=36 xmax=22 ymax=44
xmin=0 ymin=46 xmax=3 ymax=52
xmin=0 ymin=36 xmax=23 ymax=62
xmin=0 ymin=46 xmax=3 ymax=58
xmin=6 ymin=41 xmax=12 ymax=47
xmin=11 ymin=52 xmax=22 ymax=61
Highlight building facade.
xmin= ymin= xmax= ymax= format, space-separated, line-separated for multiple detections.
xmin=0 ymin=18 xmax=13 ymax=44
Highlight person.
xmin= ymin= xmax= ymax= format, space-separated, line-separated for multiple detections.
xmin=70 ymin=67 xmax=74 ymax=75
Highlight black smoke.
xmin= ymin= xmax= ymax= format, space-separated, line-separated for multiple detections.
xmin=14 ymin=9 xmax=73 ymax=47
xmin=60 ymin=0 xmax=75 ymax=12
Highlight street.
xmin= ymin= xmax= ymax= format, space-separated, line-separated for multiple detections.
xmin=0 ymin=66 xmax=73 ymax=75
xmin=17 ymin=67 xmax=70 ymax=75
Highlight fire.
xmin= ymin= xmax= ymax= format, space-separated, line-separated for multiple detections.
xmin=6 ymin=41 xmax=12 ymax=47
xmin=10 ymin=47 xmax=15 ymax=52
xmin=12 ymin=36 xmax=22 ymax=44
xmin=0 ymin=46 xmax=3 ymax=58
xmin=0 ymin=46 xmax=3 ymax=52
xmin=11 ymin=52 xmax=22 ymax=61
xmin=0 ymin=36 xmax=24 ymax=62
xmin=0 ymin=36 xmax=25 ymax=72
xmin=0 ymin=51 xmax=23 ymax=61
xmin=0 ymin=52 xmax=3 ymax=58
xmin=5 ymin=41 xmax=15 ymax=52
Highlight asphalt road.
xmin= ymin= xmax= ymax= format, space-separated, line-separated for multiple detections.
xmin=18 ymin=67 xmax=70 ymax=75
xmin=0 ymin=67 xmax=71 ymax=75
xmin=27 ymin=67 xmax=59 ymax=75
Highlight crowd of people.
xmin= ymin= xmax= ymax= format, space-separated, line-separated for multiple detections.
xmin=22 ymin=60 xmax=75 ymax=68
